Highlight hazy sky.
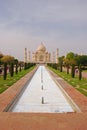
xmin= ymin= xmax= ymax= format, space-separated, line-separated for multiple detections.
xmin=0 ymin=0 xmax=87 ymax=60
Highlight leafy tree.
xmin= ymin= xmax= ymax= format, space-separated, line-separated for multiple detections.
xmin=0 ymin=52 xmax=3 ymax=65
xmin=58 ymin=56 xmax=65 ymax=72
xmin=64 ymin=58 xmax=70 ymax=74
xmin=24 ymin=62 xmax=27 ymax=70
xmin=1 ymin=55 xmax=14 ymax=64
xmin=1 ymin=55 xmax=15 ymax=77
xmin=19 ymin=61 xmax=24 ymax=71
xmin=10 ymin=63 xmax=14 ymax=77
xmin=3 ymin=63 xmax=7 ymax=80
xmin=19 ymin=64 xmax=21 ymax=72
xmin=14 ymin=59 xmax=18 ymax=74
xmin=66 ymin=52 xmax=75 ymax=60
xmin=76 ymin=55 xmax=87 ymax=80
xmin=66 ymin=52 xmax=77 ymax=78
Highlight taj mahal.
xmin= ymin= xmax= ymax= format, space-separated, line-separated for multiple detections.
xmin=24 ymin=43 xmax=59 ymax=64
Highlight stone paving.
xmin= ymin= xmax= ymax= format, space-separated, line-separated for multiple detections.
xmin=48 ymin=68 xmax=87 ymax=112
xmin=0 ymin=65 xmax=87 ymax=130
xmin=12 ymin=66 xmax=74 ymax=113
xmin=0 ymin=112 xmax=87 ymax=130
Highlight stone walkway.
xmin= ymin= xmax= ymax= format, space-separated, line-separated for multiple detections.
xmin=48 ymin=68 xmax=87 ymax=112
xmin=0 ymin=112 xmax=87 ymax=130
xmin=12 ymin=66 xmax=74 ymax=113
xmin=0 ymin=66 xmax=87 ymax=130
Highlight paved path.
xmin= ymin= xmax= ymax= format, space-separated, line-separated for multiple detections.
xmin=12 ymin=66 xmax=73 ymax=113
xmin=0 ymin=65 xmax=87 ymax=130
xmin=0 ymin=112 xmax=87 ymax=130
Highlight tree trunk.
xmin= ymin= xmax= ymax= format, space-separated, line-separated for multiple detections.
xmin=67 ymin=65 xmax=69 ymax=74
xmin=3 ymin=63 xmax=7 ymax=80
xmin=19 ymin=64 xmax=21 ymax=72
xmin=15 ymin=63 xmax=18 ymax=74
xmin=60 ymin=64 xmax=62 ymax=72
xmin=79 ymin=65 xmax=82 ymax=80
xmin=10 ymin=63 xmax=14 ymax=77
xmin=71 ymin=65 xmax=75 ymax=78
xmin=24 ymin=63 xmax=27 ymax=70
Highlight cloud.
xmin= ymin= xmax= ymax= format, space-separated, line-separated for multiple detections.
xmin=0 ymin=0 xmax=87 ymax=60
xmin=1 ymin=0 xmax=87 ymax=26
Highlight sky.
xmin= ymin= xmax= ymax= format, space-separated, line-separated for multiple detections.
xmin=0 ymin=0 xmax=87 ymax=61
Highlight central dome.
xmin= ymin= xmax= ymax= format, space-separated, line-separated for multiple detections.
xmin=37 ymin=43 xmax=46 ymax=52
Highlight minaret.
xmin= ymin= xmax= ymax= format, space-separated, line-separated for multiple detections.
xmin=32 ymin=52 xmax=34 ymax=63
xmin=28 ymin=50 xmax=31 ymax=63
xmin=49 ymin=53 xmax=51 ymax=63
xmin=24 ymin=48 xmax=27 ymax=63
xmin=56 ymin=48 xmax=59 ymax=64
xmin=52 ymin=52 xmax=55 ymax=63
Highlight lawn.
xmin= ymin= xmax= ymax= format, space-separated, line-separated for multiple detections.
xmin=48 ymin=66 xmax=87 ymax=96
xmin=0 ymin=66 xmax=35 ymax=94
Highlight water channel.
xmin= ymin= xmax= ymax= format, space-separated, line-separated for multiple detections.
xmin=11 ymin=65 xmax=75 ymax=113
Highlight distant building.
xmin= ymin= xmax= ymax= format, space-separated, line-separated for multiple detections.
xmin=24 ymin=43 xmax=59 ymax=64
xmin=32 ymin=43 xmax=50 ymax=63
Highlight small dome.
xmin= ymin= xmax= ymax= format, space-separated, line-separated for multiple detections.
xmin=37 ymin=43 xmax=46 ymax=52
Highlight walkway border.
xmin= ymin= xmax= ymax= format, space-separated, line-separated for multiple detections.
xmin=0 ymin=65 xmax=87 ymax=130
xmin=0 ymin=66 xmax=38 ymax=112
xmin=47 ymin=67 xmax=87 ymax=112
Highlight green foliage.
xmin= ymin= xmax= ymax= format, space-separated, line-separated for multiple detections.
xmin=65 ymin=52 xmax=87 ymax=80
xmin=14 ymin=59 xmax=18 ymax=74
xmin=58 ymin=56 xmax=65 ymax=65
xmin=58 ymin=56 xmax=65 ymax=72
xmin=47 ymin=63 xmax=58 ymax=70
xmin=1 ymin=55 xmax=14 ymax=64
xmin=77 ymin=55 xmax=87 ymax=66
xmin=76 ymin=55 xmax=87 ymax=80
xmin=48 ymin=66 xmax=87 ymax=96
xmin=66 ymin=52 xmax=75 ymax=60
xmin=24 ymin=62 xmax=36 ymax=70
xmin=19 ymin=64 xmax=22 ymax=72
xmin=77 ymin=88 xmax=87 ymax=96
xmin=15 ymin=63 xmax=18 ymax=74
xmin=0 ymin=66 xmax=35 ymax=94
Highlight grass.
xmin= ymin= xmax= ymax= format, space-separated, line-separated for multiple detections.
xmin=0 ymin=66 xmax=35 ymax=94
xmin=48 ymin=66 xmax=87 ymax=96
xmin=83 ymin=70 xmax=87 ymax=72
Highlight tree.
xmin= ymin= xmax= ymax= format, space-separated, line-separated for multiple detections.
xmin=58 ymin=56 xmax=65 ymax=72
xmin=14 ymin=59 xmax=18 ymax=74
xmin=66 ymin=52 xmax=77 ymax=78
xmin=24 ymin=62 xmax=27 ymax=70
xmin=1 ymin=55 xmax=14 ymax=64
xmin=63 ymin=58 xmax=70 ymax=74
xmin=0 ymin=52 xmax=3 ymax=66
xmin=1 ymin=55 xmax=15 ymax=77
xmin=10 ymin=63 xmax=14 ymax=77
xmin=77 ymin=55 xmax=87 ymax=80
xmin=3 ymin=63 xmax=7 ymax=80
xmin=19 ymin=61 xmax=24 ymax=71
